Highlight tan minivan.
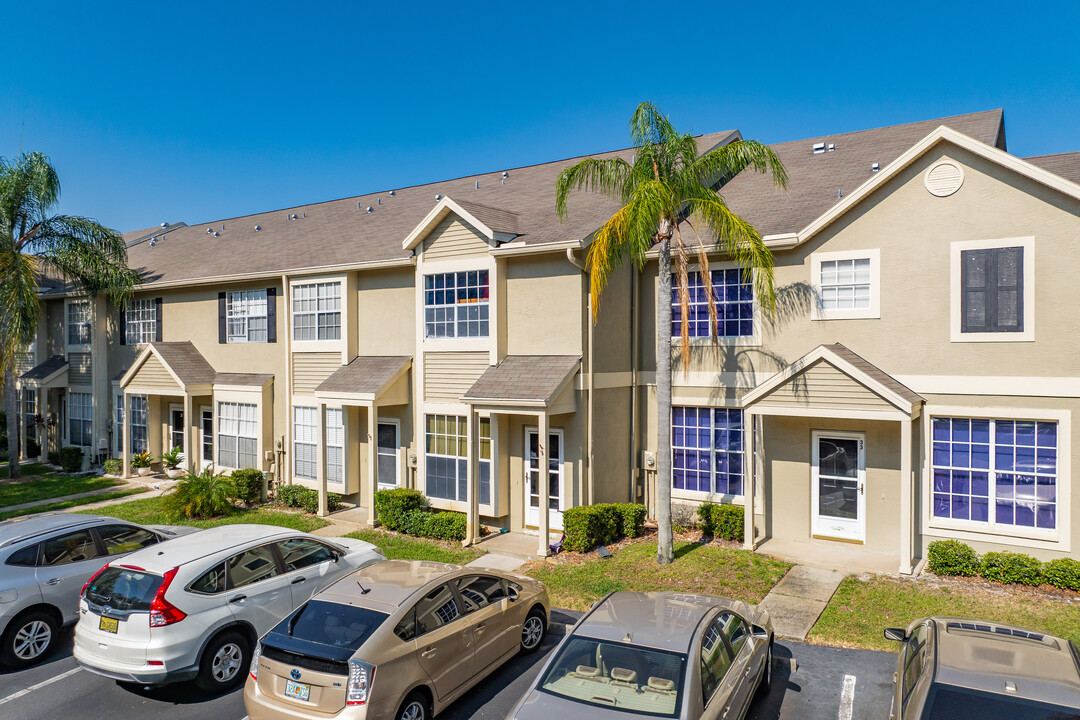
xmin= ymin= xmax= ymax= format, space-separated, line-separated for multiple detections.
xmin=244 ymin=559 xmax=549 ymax=720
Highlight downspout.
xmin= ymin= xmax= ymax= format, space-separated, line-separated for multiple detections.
xmin=566 ymin=247 xmax=594 ymax=506
xmin=630 ymin=264 xmax=639 ymax=503
xmin=281 ymin=273 xmax=292 ymax=486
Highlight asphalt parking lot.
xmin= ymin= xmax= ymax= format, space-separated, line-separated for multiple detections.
xmin=0 ymin=618 xmax=896 ymax=720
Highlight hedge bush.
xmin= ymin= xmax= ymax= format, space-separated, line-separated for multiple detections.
xmin=278 ymin=484 xmax=342 ymax=514
xmin=47 ymin=450 xmax=60 ymax=465
xmin=926 ymin=539 xmax=981 ymax=577
xmin=696 ymin=503 xmax=745 ymax=542
xmin=374 ymin=488 xmax=429 ymax=528
xmin=1043 ymin=558 xmax=1080 ymax=592
xmin=102 ymin=458 xmax=122 ymax=476
xmin=563 ymin=503 xmax=648 ymax=553
xmin=231 ymin=468 xmax=265 ymax=506
xmin=372 ymin=488 xmax=467 ymax=541
xmin=980 ymin=551 xmax=1043 ymax=586
xmin=59 ymin=446 xmax=84 ymax=473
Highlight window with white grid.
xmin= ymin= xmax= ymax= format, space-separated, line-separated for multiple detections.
xmin=292 ymin=282 xmax=341 ymax=341
xmin=327 ymin=408 xmax=344 ymax=485
xmin=671 ymin=269 xmax=754 ymax=339
xmin=24 ymin=389 xmax=36 ymax=438
xmin=125 ymin=299 xmax=157 ymax=345
xmin=67 ymin=300 xmax=91 ymax=345
xmin=293 ymin=406 xmax=318 ymax=479
xmin=820 ymin=258 xmax=871 ymax=310
xmin=425 ymin=414 xmax=467 ymax=501
xmin=424 ymin=270 xmax=490 ymax=339
xmin=218 ymin=402 xmax=258 ymax=469
xmin=68 ymin=392 xmax=93 ymax=447
xmin=227 ymin=290 xmax=268 ymax=343
xmin=129 ymin=394 xmax=148 ymax=454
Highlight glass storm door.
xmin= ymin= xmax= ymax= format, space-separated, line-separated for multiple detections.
xmin=526 ymin=429 xmax=564 ymax=531
xmin=169 ymin=406 xmax=185 ymax=456
xmin=201 ymin=408 xmax=213 ymax=469
xmin=377 ymin=422 xmax=399 ymax=488
xmin=811 ymin=432 xmax=865 ymax=542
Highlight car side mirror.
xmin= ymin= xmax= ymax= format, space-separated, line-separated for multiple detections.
xmin=752 ymin=624 xmax=769 ymax=640
xmin=507 ymin=587 xmax=519 ymax=602
xmin=884 ymin=627 xmax=907 ymax=642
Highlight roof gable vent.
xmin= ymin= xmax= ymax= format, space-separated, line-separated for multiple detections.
xmin=924 ymin=160 xmax=965 ymax=197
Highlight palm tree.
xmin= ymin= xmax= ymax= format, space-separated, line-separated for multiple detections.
xmin=556 ymin=103 xmax=786 ymax=564
xmin=1 ymin=152 xmax=139 ymax=478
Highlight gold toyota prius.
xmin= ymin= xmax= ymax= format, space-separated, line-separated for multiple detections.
xmin=244 ymin=559 xmax=549 ymax=720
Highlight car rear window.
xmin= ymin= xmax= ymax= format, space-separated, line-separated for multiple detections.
xmin=538 ymin=636 xmax=687 ymax=717
xmin=85 ymin=566 xmax=162 ymax=612
xmin=282 ymin=600 xmax=389 ymax=651
xmin=923 ymin=684 xmax=1080 ymax=720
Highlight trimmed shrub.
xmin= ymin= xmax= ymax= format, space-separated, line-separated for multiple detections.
xmin=563 ymin=503 xmax=648 ymax=553
xmin=980 ymin=551 xmax=1043 ymax=586
xmin=278 ymin=484 xmax=342 ymax=514
xmin=27 ymin=437 xmax=41 ymax=459
xmin=102 ymin=458 xmax=122 ymax=476
xmin=231 ymin=468 xmax=265 ymax=506
xmin=397 ymin=509 xmax=467 ymax=541
xmin=374 ymin=488 xmax=429 ymax=530
xmin=926 ymin=540 xmax=981 ymax=577
xmin=697 ymin=503 xmax=745 ymax=542
xmin=47 ymin=450 xmax=61 ymax=466
xmin=618 ymin=503 xmax=647 ymax=538
xmin=59 ymin=446 xmax=84 ymax=473
xmin=163 ymin=468 xmax=237 ymax=520
xmin=1043 ymin=558 xmax=1080 ymax=592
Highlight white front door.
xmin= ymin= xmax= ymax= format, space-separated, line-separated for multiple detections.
xmin=377 ymin=421 xmax=400 ymax=488
xmin=525 ymin=428 xmax=564 ymax=531
xmin=168 ymin=404 xmax=185 ymax=455
xmin=811 ymin=432 xmax=866 ymax=542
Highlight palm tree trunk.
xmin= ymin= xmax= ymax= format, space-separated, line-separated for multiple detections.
xmin=4 ymin=365 xmax=19 ymax=480
xmin=655 ymin=234 xmax=673 ymax=564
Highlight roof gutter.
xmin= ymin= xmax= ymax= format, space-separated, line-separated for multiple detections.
xmin=489 ymin=239 xmax=584 ymax=258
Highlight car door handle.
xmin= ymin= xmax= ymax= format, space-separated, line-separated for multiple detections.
xmin=291 ymin=576 xmax=307 ymax=585
xmin=421 ymin=648 xmax=437 ymax=659
xmin=475 ymin=622 xmax=486 ymax=632
xmin=44 ymin=578 xmax=63 ymax=585
xmin=229 ymin=594 xmax=247 ymax=603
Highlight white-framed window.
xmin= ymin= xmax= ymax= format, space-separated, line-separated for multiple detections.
xmin=672 ymin=407 xmax=744 ymax=496
xmin=227 ymin=290 xmax=268 ymax=343
xmin=218 ymin=401 xmax=258 ymax=469
xmin=424 ymin=270 xmax=490 ymax=338
xmin=479 ymin=417 xmax=492 ymax=506
xmin=125 ymin=298 xmax=157 ymax=345
xmin=67 ymin=300 xmax=92 ymax=345
xmin=293 ymin=406 xmax=318 ymax=480
xmin=425 ymin=414 xmax=467 ymax=501
xmin=671 ymin=269 xmax=754 ymax=339
xmin=811 ymin=249 xmax=880 ymax=320
xmin=114 ymin=393 xmax=124 ymax=455
xmin=950 ymin=237 xmax=1034 ymax=342
xmin=23 ymin=389 xmax=36 ymax=438
xmin=326 ymin=408 xmax=343 ymax=484
xmin=68 ymin=392 xmax=93 ymax=447
xmin=129 ymin=394 xmax=148 ymax=454
xmin=292 ymin=282 xmax=341 ymax=341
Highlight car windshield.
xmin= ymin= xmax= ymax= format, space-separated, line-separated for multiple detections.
xmin=538 ymin=636 xmax=687 ymax=717
xmin=280 ymin=600 xmax=389 ymax=651
xmin=84 ymin=566 xmax=162 ymax=612
xmin=923 ymin=684 xmax=1080 ymax=720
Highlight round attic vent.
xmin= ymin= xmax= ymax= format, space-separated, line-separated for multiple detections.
xmin=924 ymin=161 xmax=964 ymax=197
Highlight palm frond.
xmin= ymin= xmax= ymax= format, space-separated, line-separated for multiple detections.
xmin=630 ymin=102 xmax=679 ymax=148
xmin=688 ymin=139 xmax=788 ymax=191
xmin=555 ymin=157 xmax=633 ymax=220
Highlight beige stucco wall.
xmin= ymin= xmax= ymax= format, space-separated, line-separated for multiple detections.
xmin=356 ymin=268 xmax=414 ymax=355
xmin=504 ymin=256 xmax=583 ymax=356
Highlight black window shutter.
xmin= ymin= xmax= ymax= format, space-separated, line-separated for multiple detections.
xmin=994 ymin=247 xmax=1023 ymax=332
xmin=119 ymin=308 xmax=126 ymax=345
xmin=266 ymin=288 xmax=277 ymax=343
xmin=218 ymin=292 xmax=227 ymax=343
xmin=961 ymin=247 xmax=1023 ymax=334
xmin=960 ymin=249 xmax=988 ymax=333
xmin=154 ymin=297 xmax=163 ymax=342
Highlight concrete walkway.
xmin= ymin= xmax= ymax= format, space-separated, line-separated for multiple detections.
xmin=759 ymin=565 xmax=845 ymax=640
xmin=2 ymin=481 xmax=151 ymax=514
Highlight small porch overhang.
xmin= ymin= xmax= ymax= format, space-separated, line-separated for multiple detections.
xmin=119 ymin=341 xmax=216 ymax=396
xmin=401 ymin=196 xmax=520 ymax=252
xmin=20 ymin=355 xmax=68 ymax=390
xmin=313 ymin=355 xmax=411 ymax=405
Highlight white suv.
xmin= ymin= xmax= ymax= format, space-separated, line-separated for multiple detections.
xmin=73 ymin=524 xmax=383 ymax=693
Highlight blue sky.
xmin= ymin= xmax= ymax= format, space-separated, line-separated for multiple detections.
xmin=3 ymin=1 xmax=1078 ymax=232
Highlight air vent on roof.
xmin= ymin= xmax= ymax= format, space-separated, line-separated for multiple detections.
xmin=254 ymin=225 xmax=261 ymax=231
xmin=502 ymin=171 xmax=509 ymax=178
xmin=377 ymin=198 xmax=381 ymax=205
xmin=160 ymin=222 xmax=169 ymax=228
xmin=925 ymin=161 xmax=964 ymax=197
xmin=213 ymin=231 xmax=220 ymax=237
xmin=207 ymin=228 xmax=212 ymax=234
xmin=813 ymin=142 xmax=826 ymax=154
xmin=366 ymin=206 xmax=373 ymax=213
xmin=828 ymin=143 xmax=835 ymax=152
xmin=149 ymin=238 xmax=157 ymax=247
xmin=872 ymin=162 xmax=880 ymax=172
xmin=389 ymin=190 xmax=396 ymax=197
xmin=837 ymin=189 xmax=842 ymax=199
xmin=435 ymin=194 xmax=442 ymax=201
xmin=221 ymin=224 xmax=225 ymax=231
xmin=475 ymin=181 xmax=479 ymax=189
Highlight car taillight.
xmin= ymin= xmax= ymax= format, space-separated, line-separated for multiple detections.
xmin=346 ymin=660 xmax=375 ymax=706
xmin=149 ymin=567 xmax=186 ymax=627
xmin=249 ymin=642 xmax=261 ymax=680
xmin=81 ymin=565 xmax=109 ymax=598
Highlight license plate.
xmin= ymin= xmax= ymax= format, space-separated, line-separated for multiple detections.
xmin=285 ymin=679 xmax=310 ymax=702
xmin=98 ymin=616 xmax=119 ymax=634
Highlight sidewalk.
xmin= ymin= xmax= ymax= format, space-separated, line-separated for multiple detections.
xmin=759 ymin=565 xmax=845 ymax=640
xmin=2 ymin=480 xmax=155 ymax=514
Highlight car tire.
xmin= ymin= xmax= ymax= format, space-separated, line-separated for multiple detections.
xmin=396 ymin=690 xmax=430 ymax=720
xmin=194 ymin=631 xmax=251 ymax=694
xmin=520 ymin=607 xmax=546 ymax=654
xmin=0 ymin=609 xmax=59 ymax=668
xmin=756 ymin=640 xmax=773 ymax=697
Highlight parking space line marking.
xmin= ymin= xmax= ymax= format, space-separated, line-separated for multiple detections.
xmin=0 ymin=667 xmax=82 ymax=706
xmin=838 ymin=674 xmax=856 ymax=720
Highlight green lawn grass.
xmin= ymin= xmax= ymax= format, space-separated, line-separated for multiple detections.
xmin=75 ymin=495 xmax=329 ymax=532
xmin=345 ymin=530 xmax=487 ymax=565
xmin=0 ymin=463 xmax=52 ymax=479
xmin=0 ymin=473 xmax=124 ymax=507
xmin=0 ymin=488 xmax=149 ymax=521
xmin=523 ymin=539 xmax=792 ymax=611
xmin=809 ymin=575 xmax=1080 ymax=651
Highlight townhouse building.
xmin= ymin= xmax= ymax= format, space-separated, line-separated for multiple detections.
xmin=15 ymin=109 xmax=1080 ymax=571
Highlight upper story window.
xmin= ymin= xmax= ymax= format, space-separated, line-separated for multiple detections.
xmin=811 ymin=249 xmax=880 ymax=320
xmin=227 ymin=290 xmax=268 ymax=343
xmin=125 ymin=298 xmax=158 ymax=345
xmin=292 ymin=282 xmax=341 ymax=341
xmin=424 ymin=270 xmax=489 ymax=339
xmin=67 ymin=300 xmax=91 ymax=345
xmin=672 ymin=269 xmax=753 ymax=339
xmin=961 ymin=247 xmax=1022 ymax=333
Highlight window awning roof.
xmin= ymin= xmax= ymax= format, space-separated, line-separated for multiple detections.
xmin=314 ymin=356 xmax=412 ymax=404
xmin=462 ymin=355 xmax=581 ymax=409
xmin=20 ymin=356 xmax=68 ymax=389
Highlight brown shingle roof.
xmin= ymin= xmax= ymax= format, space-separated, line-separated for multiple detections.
xmin=215 ymin=373 xmax=274 ymax=387
xmin=452 ymin=199 xmax=521 ymax=236
xmin=463 ymin=355 xmax=580 ymax=404
xmin=149 ymin=342 xmax=217 ymax=386
xmin=315 ymin=356 xmax=411 ymax=395
xmin=1025 ymin=151 xmax=1080 ymax=185
xmin=21 ymin=355 xmax=68 ymax=381
xmin=824 ymin=343 xmax=924 ymax=406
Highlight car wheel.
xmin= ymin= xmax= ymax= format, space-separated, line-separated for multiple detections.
xmin=194 ymin=631 xmax=250 ymax=694
xmin=1 ymin=610 xmax=58 ymax=668
xmin=396 ymin=690 xmax=430 ymax=720
xmin=520 ymin=608 xmax=546 ymax=653
xmin=756 ymin=640 xmax=773 ymax=697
